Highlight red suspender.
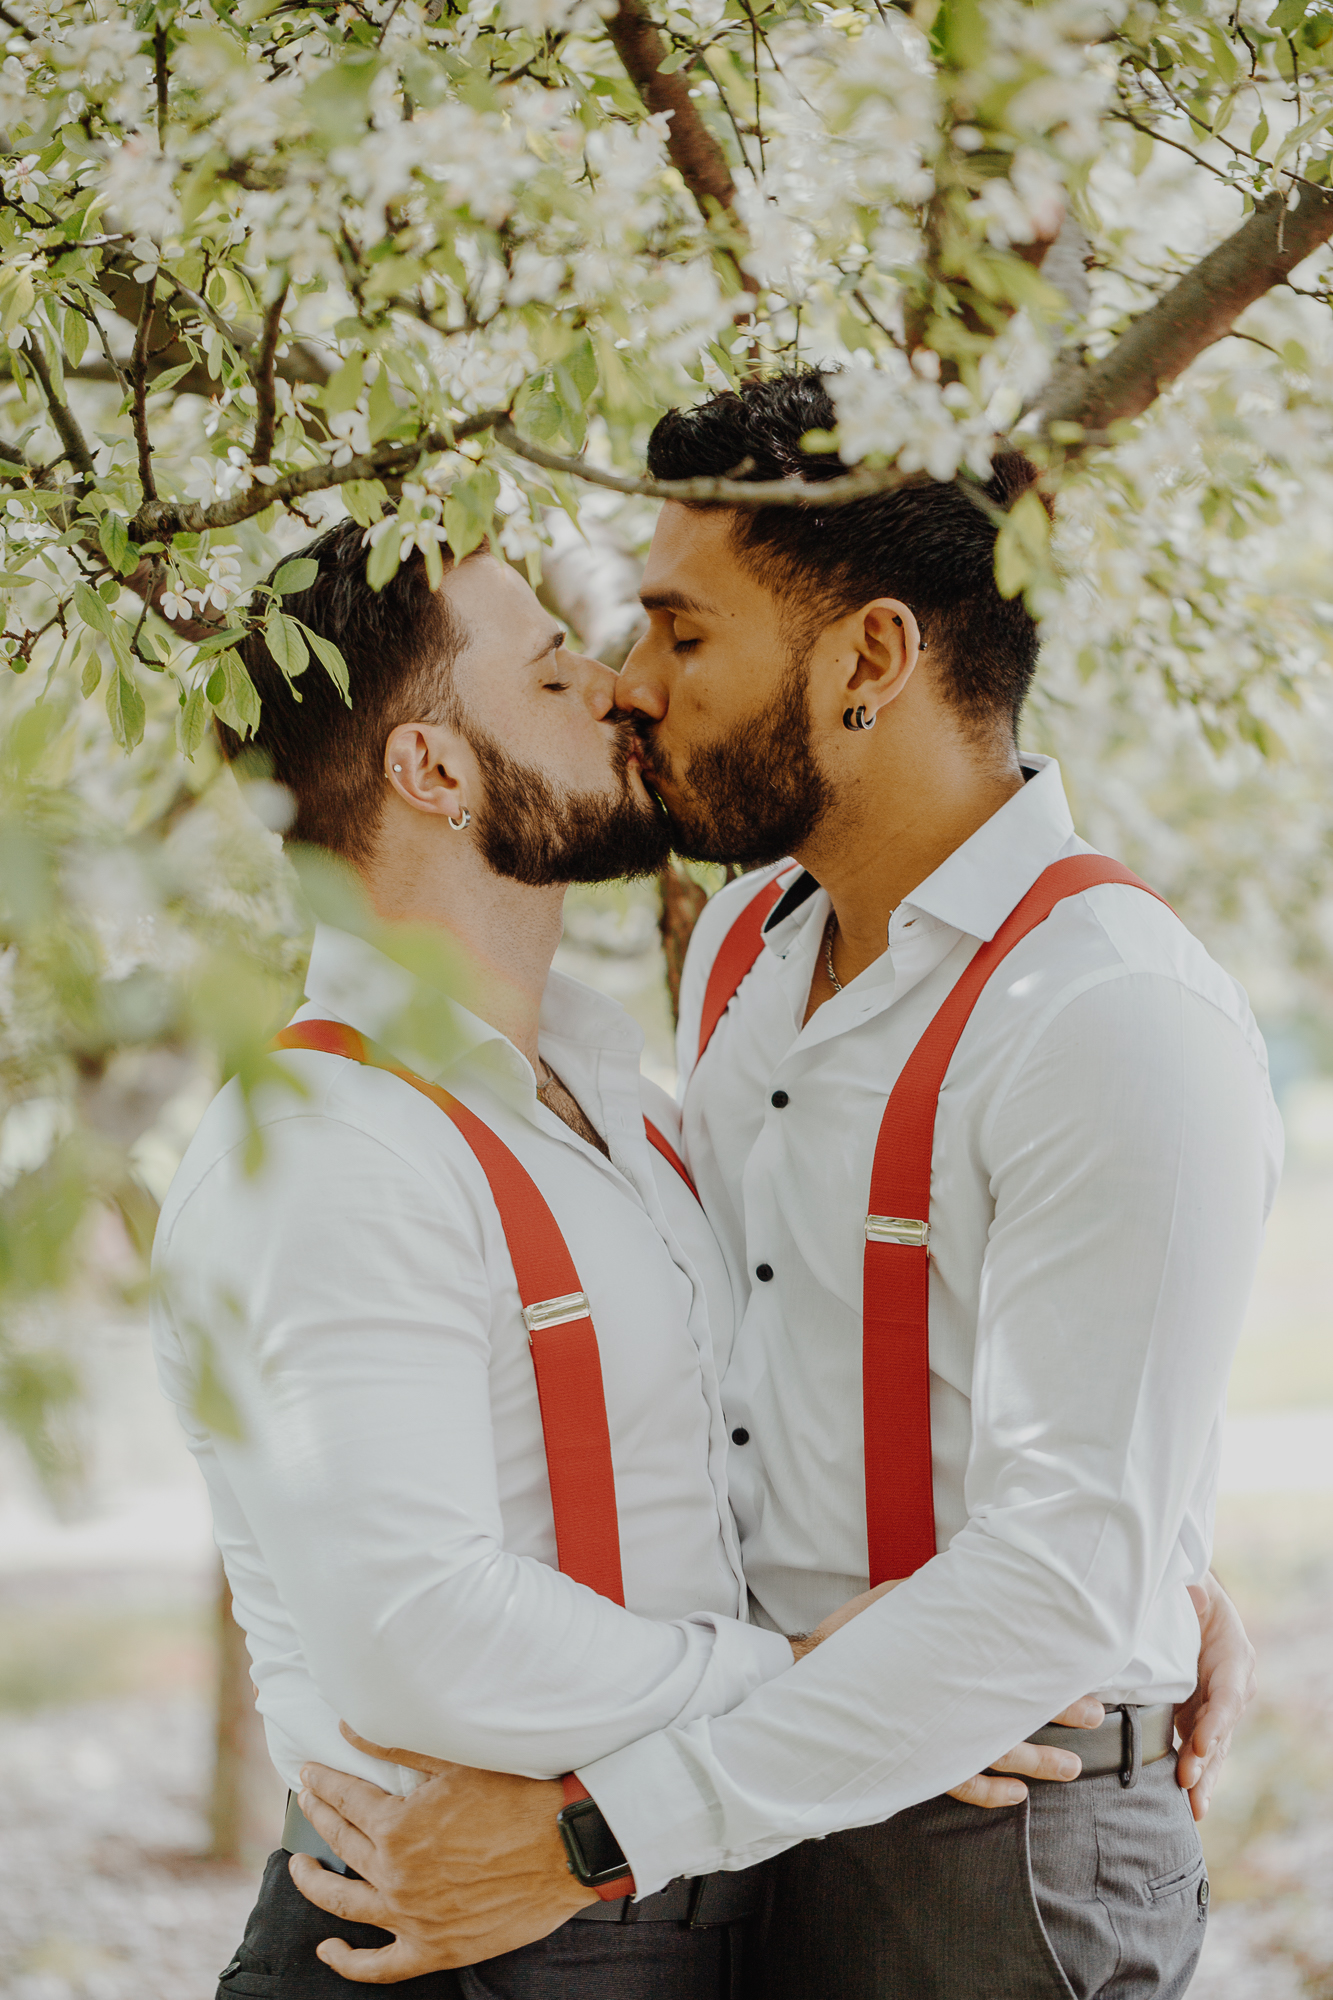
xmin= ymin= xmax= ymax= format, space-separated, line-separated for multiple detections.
xmin=272 ymin=1019 xmax=626 ymax=1605
xmin=644 ymin=1118 xmax=699 ymax=1199
xmin=696 ymin=876 xmax=786 ymax=1064
xmin=862 ymin=855 xmax=1170 ymax=1584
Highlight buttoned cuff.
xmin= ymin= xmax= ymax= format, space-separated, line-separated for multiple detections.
xmin=576 ymin=1619 xmax=791 ymax=1896
xmin=574 ymin=1727 xmax=731 ymax=1897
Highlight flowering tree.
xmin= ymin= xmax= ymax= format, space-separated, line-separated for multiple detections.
xmin=4 ymin=0 xmax=1333 ymax=1835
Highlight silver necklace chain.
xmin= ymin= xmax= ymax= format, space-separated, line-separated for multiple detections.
xmin=823 ymin=913 xmax=843 ymax=993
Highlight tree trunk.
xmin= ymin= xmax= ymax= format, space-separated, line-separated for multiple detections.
xmin=210 ymin=1561 xmax=287 ymax=1871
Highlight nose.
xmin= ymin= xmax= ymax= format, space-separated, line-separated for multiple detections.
xmin=614 ymin=633 xmax=667 ymax=721
xmin=577 ymin=653 xmax=622 ymax=723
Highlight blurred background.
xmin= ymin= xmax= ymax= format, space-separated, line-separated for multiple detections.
xmin=0 ymin=858 xmax=1329 ymax=1999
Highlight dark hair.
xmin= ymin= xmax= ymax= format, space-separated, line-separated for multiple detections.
xmin=219 ymin=519 xmax=469 ymax=865
xmin=645 ymin=369 xmax=1046 ymax=734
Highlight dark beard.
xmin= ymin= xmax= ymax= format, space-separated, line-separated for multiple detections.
xmin=639 ymin=655 xmax=829 ymax=867
xmin=467 ymin=715 xmax=671 ymax=886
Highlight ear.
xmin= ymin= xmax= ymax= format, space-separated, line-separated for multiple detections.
xmin=383 ymin=721 xmax=470 ymax=820
xmin=840 ymin=599 xmax=923 ymax=719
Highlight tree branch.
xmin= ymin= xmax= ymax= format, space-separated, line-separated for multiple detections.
xmin=23 ymin=340 xmax=96 ymax=482
xmin=131 ymin=408 xmax=510 ymax=541
xmin=252 ymin=285 xmax=287 ymax=469
xmin=493 ymin=418 xmax=910 ymax=507
xmin=1040 ymin=183 xmax=1333 ymax=436
xmin=603 ymin=0 xmax=755 ymax=292
xmin=130 ymin=273 xmax=158 ymax=502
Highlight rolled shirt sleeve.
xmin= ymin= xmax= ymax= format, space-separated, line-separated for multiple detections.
xmin=578 ymin=972 xmax=1279 ymax=1891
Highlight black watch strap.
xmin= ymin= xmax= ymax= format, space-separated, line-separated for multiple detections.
xmin=557 ymin=1785 xmax=633 ymax=1891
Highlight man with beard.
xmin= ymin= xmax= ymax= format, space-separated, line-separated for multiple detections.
xmin=153 ymin=520 xmax=1083 ymax=2000
xmin=288 ymin=377 xmax=1273 ymax=2000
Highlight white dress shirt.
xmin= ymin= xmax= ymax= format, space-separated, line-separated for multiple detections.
xmin=579 ymin=756 xmax=1282 ymax=1892
xmin=151 ymin=925 xmax=791 ymax=1796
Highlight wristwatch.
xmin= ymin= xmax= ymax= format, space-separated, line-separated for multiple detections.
xmin=557 ymin=1776 xmax=636 ymax=1899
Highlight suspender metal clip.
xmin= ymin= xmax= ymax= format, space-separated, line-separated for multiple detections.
xmin=865 ymin=1215 xmax=930 ymax=1248
xmin=523 ymin=1291 xmax=592 ymax=1335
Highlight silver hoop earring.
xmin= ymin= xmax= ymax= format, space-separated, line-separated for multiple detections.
xmin=842 ymin=705 xmax=876 ymax=732
xmin=448 ymin=807 xmax=472 ymax=831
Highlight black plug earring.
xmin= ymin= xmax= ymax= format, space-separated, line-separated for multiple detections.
xmin=843 ymin=706 xmax=876 ymax=732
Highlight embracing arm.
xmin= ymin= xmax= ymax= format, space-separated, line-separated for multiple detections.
xmin=578 ymin=974 xmax=1276 ymax=1889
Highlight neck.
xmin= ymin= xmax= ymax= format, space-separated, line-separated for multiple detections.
xmin=797 ymin=728 xmax=1024 ymax=982
xmin=362 ymin=838 xmax=563 ymax=1073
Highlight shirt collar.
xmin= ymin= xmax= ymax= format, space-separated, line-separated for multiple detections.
xmin=761 ymin=755 xmax=1074 ymax=955
xmin=302 ymin=923 xmax=643 ymax=1095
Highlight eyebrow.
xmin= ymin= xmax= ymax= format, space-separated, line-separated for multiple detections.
xmin=639 ymin=589 xmax=719 ymax=618
xmin=528 ymin=628 xmax=566 ymax=666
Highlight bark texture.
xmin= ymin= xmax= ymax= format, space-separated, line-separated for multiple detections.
xmin=1041 ymin=184 xmax=1333 ymax=435
xmin=210 ymin=1565 xmax=287 ymax=1871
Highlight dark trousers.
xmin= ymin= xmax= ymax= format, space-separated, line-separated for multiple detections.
xmin=216 ymin=1850 xmax=752 ymax=2000
xmin=754 ymin=1753 xmax=1209 ymax=1999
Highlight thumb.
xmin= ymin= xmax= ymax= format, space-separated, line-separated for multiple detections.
xmin=317 ymin=1938 xmax=450 ymax=1984
xmin=339 ymin=1720 xmax=453 ymax=1777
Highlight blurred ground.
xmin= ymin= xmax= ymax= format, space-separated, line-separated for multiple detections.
xmin=0 ymin=908 xmax=1328 ymax=1997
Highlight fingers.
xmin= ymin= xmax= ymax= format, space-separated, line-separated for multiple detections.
xmin=988 ymin=1742 xmax=1082 ymax=1783
xmin=301 ymin=1763 xmax=392 ymax=1835
xmin=947 ymin=1773 xmax=1028 ymax=1809
xmin=1048 ymin=1696 xmax=1106 ymax=1730
xmin=296 ymin=1787 xmax=379 ymax=1878
xmin=340 ymin=1720 xmax=453 ymax=1778
xmin=317 ymin=1939 xmax=451 ymax=1985
xmin=288 ymin=1853 xmax=389 ymax=1924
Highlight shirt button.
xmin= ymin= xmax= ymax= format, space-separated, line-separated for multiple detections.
xmin=731 ymin=1427 xmax=750 ymax=1446
xmin=1197 ymin=1877 xmax=1210 ymax=1914
xmin=770 ymin=1090 xmax=788 ymax=1108
xmin=756 ymin=1263 xmax=773 ymax=1282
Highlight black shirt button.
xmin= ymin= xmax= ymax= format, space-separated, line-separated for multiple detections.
xmin=731 ymin=1428 xmax=750 ymax=1446
xmin=756 ymin=1263 xmax=773 ymax=1282
xmin=770 ymin=1090 xmax=789 ymax=1108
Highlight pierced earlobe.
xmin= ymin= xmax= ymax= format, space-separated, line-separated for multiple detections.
xmin=448 ymin=807 xmax=472 ymax=831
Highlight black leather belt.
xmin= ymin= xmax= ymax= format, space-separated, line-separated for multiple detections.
xmin=282 ymin=1796 xmax=763 ymax=1927
xmin=1022 ymin=1702 xmax=1175 ymax=1787
xmin=569 ymin=1867 xmax=763 ymax=1926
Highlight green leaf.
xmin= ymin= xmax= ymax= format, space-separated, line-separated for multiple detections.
xmin=272 ymin=557 xmax=319 ymax=596
xmin=264 ymin=608 xmax=309 ymax=679
xmin=105 ymin=664 xmax=146 ymax=751
xmin=179 ymin=682 xmax=209 ymax=758
xmin=341 ymin=478 xmax=388 ymax=527
xmin=366 ymin=527 xmax=402 ymax=591
xmin=367 ymin=363 xmax=398 ymax=443
xmin=992 ymin=489 xmax=1051 ymax=601
xmin=1267 ymin=0 xmax=1309 ymax=31
xmin=73 ymin=579 xmax=114 ymax=636
xmin=97 ymin=511 xmax=137 ymax=577
xmin=443 ymin=466 xmax=500 ymax=562
xmin=63 ymin=307 xmax=89 ymax=369
xmin=322 ymin=351 xmax=365 ymax=418
xmin=561 ymin=333 xmax=598 ymax=403
xmin=656 ymin=44 xmax=693 ymax=72
xmin=79 ymin=648 xmax=102 ymax=699
xmin=148 ymin=361 xmax=196 ymax=395
xmin=302 ymin=625 xmax=352 ymax=704
xmin=208 ymin=649 xmax=263 ymax=736
xmin=1250 ymin=110 xmax=1270 ymax=155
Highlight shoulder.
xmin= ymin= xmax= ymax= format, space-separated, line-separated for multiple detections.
xmin=153 ymin=1051 xmax=488 ymax=1269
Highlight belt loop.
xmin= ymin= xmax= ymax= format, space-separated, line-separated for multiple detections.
xmin=617 ymin=1892 xmax=639 ymax=1924
xmin=1120 ymin=1705 xmax=1142 ymax=1789
xmin=687 ymin=1874 xmax=709 ymax=1927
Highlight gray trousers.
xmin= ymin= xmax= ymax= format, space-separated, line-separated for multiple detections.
xmin=754 ymin=1753 xmax=1208 ymax=1999
xmin=217 ymin=1849 xmax=752 ymax=1999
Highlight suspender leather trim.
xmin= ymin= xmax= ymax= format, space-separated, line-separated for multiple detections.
xmin=696 ymin=877 xmax=785 ymax=1065
xmin=644 ymin=1118 xmax=699 ymax=1200
xmin=862 ymin=855 xmax=1169 ymax=1585
xmin=271 ymin=1020 xmax=626 ymax=1606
